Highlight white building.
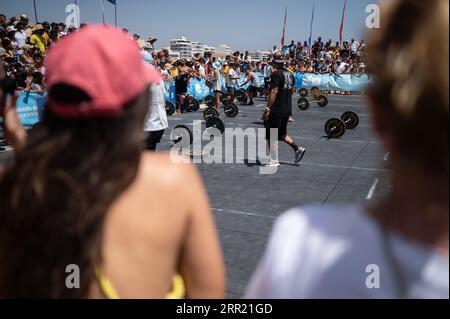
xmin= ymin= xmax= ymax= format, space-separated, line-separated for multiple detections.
xmin=247 ymin=50 xmax=271 ymax=62
xmin=216 ymin=44 xmax=232 ymax=57
xmin=204 ymin=46 xmax=216 ymax=54
xmin=170 ymin=36 xmax=192 ymax=59
xmin=191 ymin=41 xmax=206 ymax=56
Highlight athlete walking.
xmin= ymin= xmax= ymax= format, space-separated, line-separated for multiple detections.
xmin=263 ymin=52 xmax=306 ymax=167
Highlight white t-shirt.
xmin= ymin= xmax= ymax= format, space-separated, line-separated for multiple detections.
xmin=263 ymin=65 xmax=272 ymax=78
xmin=226 ymin=68 xmax=238 ymax=88
xmin=336 ymin=62 xmax=348 ymax=75
xmin=351 ymin=41 xmax=360 ymax=54
xmin=197 ymin=65 xmax=206 ymax=77
xmin=245 ymin=205 xmax=449 ymax=299
xmin=144 ymin=81 xmax=169 ymax=132
xmin=14 ymin=31 xmax=27 ymax=48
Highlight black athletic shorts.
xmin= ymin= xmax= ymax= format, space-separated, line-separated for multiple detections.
xmin=249 ymin=85 xmax=259 ymax=94
xmin=265 ymin=114 xmax=288 ymax=141
xmin=145 ymin=129 xmax=165 ymax=151
xmin=227 ymin=86 xmax=236 ymax=96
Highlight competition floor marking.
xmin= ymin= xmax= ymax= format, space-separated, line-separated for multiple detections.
xmin=213 ymin=208 xmax=276 ymax=220
xmin=213 ymin=156 xmax=390 ymax=172
xmin=366 ymin=178 xmax=380 ymax=200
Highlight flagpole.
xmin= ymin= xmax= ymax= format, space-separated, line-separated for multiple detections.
xmin=33 ymin=0 xmax=38 ymax=23
xmin=339 ymin=0 xmax=347 ymax=47
xmin=114 ymin=1 xmax=117 ymax=27
xmin=281 ymin=6 xmax=287 ymax=48
xmin=100 ymin=0 xmax=106 ymax=24
xmin=308 ymin=4 xmax=315 ymax=54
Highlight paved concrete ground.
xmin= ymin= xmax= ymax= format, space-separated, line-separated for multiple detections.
xmin=158 ymin=93 xmax=392 ymax=298
xmin=0 ymin=93 xmax=392 ymax=298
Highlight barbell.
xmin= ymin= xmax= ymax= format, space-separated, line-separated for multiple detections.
xmin=324 ymin=111 xmax=359 ymax=139
xmin=165 ymin=101 xmax=176 ymax=116
xmin=297 ymin=94 xmax=329 ymax=111
xmin=203 ymin=103 xmax=239 ymax=120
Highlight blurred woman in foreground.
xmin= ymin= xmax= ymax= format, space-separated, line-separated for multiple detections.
xmin=246 ymin=0 xmax=448 ymax=298
xmin=0 ymin=25 xmax=225 ymax=298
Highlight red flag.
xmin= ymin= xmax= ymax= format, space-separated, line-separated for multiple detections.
xmin=281 ymin=6 xmax=287 ymax=48
xmin=339 ymin=0 xmax=347 ymax=47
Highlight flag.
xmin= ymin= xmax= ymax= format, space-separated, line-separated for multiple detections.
xmin=281 ymin=6 xmax=287 ymax=48
xmin=339 ymin=0 xmax=347 ymax=47
xmin=308 ymin=4 xmax=315 ymax=51
xmin=106 ymin=0 xmax=116 ymax=4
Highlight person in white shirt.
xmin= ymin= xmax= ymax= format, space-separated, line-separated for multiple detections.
xmin=225 ymin=63 xmax=239 ymax=103
xmin=14 ymin=23 xmax=27 ymax=51
xmin=350 ymin=38 xmax=360 ymax=59
xmin=335 ymin=61 xmax=349 ymax=75
xmin=143 ymin=66 xmax=169 ymax=151
xmin=263 ymin=61 xmax=273 ymax=100
xmin=246 ymin=0 xmax=449 ymax=299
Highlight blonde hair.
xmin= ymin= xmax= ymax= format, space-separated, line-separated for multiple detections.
xmin=368 ymin=0 xmax=449 ymax=174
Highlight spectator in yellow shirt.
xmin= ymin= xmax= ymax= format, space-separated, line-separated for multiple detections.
xmin=30 ymin=24 xmax=46 ymax=55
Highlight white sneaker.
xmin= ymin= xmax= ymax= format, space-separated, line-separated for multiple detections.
xmin=262 ymin=159 xmax=280 ymax=167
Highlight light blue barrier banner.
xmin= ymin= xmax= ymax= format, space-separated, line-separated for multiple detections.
xmin=187 ymin=78 xmax=211 ymax=101
xmin=16 ymin=91 xmax=46 ymax=127
xmin=163 ymin=80 xmax=176 ymax=105
xmin=179 ymin=73 xmax=370 ymax=101
xmin=295 ymin=73 xmax=370 ymax=91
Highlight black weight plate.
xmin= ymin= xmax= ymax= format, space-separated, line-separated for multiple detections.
xmin=189 ymin=99 xmax=200 ymax=112
xmin=297 ymin=97 xmax=310 ymax=111
xmin=203 ymin=107 xmax=219 ymax=120
xmin=310 ymin=86 xmax=320 ymax=95
xmin=170 ymin=125 xmax=193 ymax=145
xmin=220 ymin=94 xmax=230 ymax=104
xmin=204 ymin=95 xmax=215 ymax=107
xmin=299 ymin=88 xmax=308 ymax=97
xmin=224 ymin=103 xmax=239 ymax=118
xmin=165 ymin=102 xmax=175 ymax=116
xmin=316 ymin=94 xmax=328 ymax=107
xmin=205 ymin=116 xmax=225 ymax=135
xmin=324 ymin=118 xmax=346 ymax=139
xmin=341 ymin=111 xmax=359 ymax=129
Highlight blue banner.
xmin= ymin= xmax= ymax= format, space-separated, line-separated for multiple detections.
xmin=183 ymin=73 xmax=370 ymax=99
xmin=163 ymin=80 xmax=176 ymax=105
xmin=16 ymin=91 xmax=46 ymax=127
xmin=295 ymin=73 xmax=370 ymax=91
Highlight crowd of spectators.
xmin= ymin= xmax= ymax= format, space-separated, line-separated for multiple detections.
xmin=1 ymin=12 xmax=367 ymax=101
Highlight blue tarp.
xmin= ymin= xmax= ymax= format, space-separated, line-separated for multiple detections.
xmin=163 ymin=80 xmax=176 ymax=105
xmin=296 ymin=73 xmax=370 ymax=91
xmin=181 ymin=73 xmax=370 ymax=99
xmin=16 ymin=91 xmax=46 ymax=127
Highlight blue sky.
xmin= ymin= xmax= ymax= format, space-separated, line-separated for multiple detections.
xmin=1 ymin=0 xmax=376 ymax=51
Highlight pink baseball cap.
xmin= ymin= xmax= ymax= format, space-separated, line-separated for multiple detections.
xmin=45 ymin=25 xmax=161 ymax=118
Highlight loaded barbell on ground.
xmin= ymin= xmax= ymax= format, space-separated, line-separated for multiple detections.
xmin=324 ymin=111 xmax=359 ymax=139
xmin=170 ymin=116 xmax=225 ymax=147
xmin=203 ymin=103 xmax=239 ymax=119
xmin=165 ymin=101 xmax=176 ymax=116
xmin=299 ymin=88 xmax=308 ymax=97
xmin=178 ymin=98 xmax=200 ymax=113
xmin=297 ymin=93 xmax=329 ymax=111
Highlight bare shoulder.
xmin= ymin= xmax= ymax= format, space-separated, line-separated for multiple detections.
xmin=139 ymin=152 xmax=199 ymax=187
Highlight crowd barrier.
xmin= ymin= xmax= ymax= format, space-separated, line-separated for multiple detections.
xmin=179 ymin=72 xmax=370 ymax=101
xmin=16 ymin=73 xmax=370 ymax=125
